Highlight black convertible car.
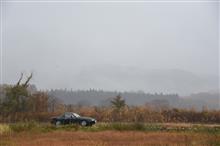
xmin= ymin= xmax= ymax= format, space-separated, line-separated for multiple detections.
xmin=51 ymin=112 xmax=96 ymax=126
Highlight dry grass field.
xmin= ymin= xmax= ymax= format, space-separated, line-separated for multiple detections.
xmin=1 ymin=131 xmax=220 ymax=146
xmin=0 ymin=123 xmax=220 ymax=146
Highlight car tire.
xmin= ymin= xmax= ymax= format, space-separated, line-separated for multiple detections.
xmin=80 ymin=120 xmax=87 ymax=126
xmin=55 ymin=121 xmax=61 ymax=126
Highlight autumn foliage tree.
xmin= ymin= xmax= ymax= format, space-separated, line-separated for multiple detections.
xmin=0 ymin=73 xmax=63 ymax=122
xmin=1 ymin=73 xmax=32 ymax=114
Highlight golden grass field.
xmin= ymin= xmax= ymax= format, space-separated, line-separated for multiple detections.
xmin=0 ymin=123 xmax=220 ymax=146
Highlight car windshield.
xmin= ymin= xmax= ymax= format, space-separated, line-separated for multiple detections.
xmin=73 ymin=113 xmax=80 ymax=118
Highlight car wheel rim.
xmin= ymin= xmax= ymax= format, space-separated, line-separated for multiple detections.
xmin=56 ymin=121 xmax=61 ymax=126
xmin=81 ymin=121 xmax=87 ymax=126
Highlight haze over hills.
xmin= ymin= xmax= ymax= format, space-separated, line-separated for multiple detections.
xmin=47 ymin=89 xmax=220 ymax=110
xmin=71 ymin=65 xmax=218 ymax=96
xmin=44 ymin=65 xmax=219 ymax=110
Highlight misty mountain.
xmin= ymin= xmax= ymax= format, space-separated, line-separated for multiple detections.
xmin=72 ymin=65 xmax=218 ymax=95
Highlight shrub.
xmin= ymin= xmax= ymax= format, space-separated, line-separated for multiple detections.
xmin=0 ymin=124 xmax=11 ymax=135
xmin=9 ymin=121 xmax=41 ymax=132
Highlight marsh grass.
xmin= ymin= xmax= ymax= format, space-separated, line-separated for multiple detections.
xmin=1 ymin=122 xmax=220 ymax=135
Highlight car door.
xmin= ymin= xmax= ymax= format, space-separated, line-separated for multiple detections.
xmin=64 ymin=114 xmax=72 ymax=124
xmin=59 ymin=115 xmax=66 ymax=124
xmin=70 ymin=114 xmax=78 ymax=124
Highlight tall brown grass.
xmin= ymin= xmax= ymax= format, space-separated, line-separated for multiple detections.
xmin=1 ymin=106 xmax=220 ymax=123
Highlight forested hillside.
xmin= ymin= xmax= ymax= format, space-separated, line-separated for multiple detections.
xmin=48 ymin=89 xmax=219 ymax=110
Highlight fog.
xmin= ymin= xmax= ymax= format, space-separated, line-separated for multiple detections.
xmin=1 ymin=1 xmax=219 ymax=95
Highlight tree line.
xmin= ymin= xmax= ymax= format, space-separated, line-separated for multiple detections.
xmin=0 ymin=74 xmax=219 ymax=123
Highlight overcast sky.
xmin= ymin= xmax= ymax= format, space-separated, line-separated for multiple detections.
xmin=1 ymin=1 xmax=219 ymax=90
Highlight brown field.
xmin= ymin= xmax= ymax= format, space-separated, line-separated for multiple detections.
xmin=1 ymin=130 xmax=220 ymax=146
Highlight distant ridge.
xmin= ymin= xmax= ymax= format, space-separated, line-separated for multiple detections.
xmin=71 ymin=65 xmax=218 ymax=95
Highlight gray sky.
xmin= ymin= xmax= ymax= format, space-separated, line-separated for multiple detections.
xmin=1 ymin=1 xmax=219 ymax=91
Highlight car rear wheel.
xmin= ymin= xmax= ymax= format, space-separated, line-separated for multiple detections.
xmin=55 ymin=121 xmax=61 ymax=126
xmin=80 ymin=120 xmax=87 ymax=126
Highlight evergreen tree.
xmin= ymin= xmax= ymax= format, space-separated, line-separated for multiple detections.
xmin=111 ymin=94 xmax=126 ymax=111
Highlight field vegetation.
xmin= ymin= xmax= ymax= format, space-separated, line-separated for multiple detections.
xmin=0 ymin=122 xmax=220 ymax=146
